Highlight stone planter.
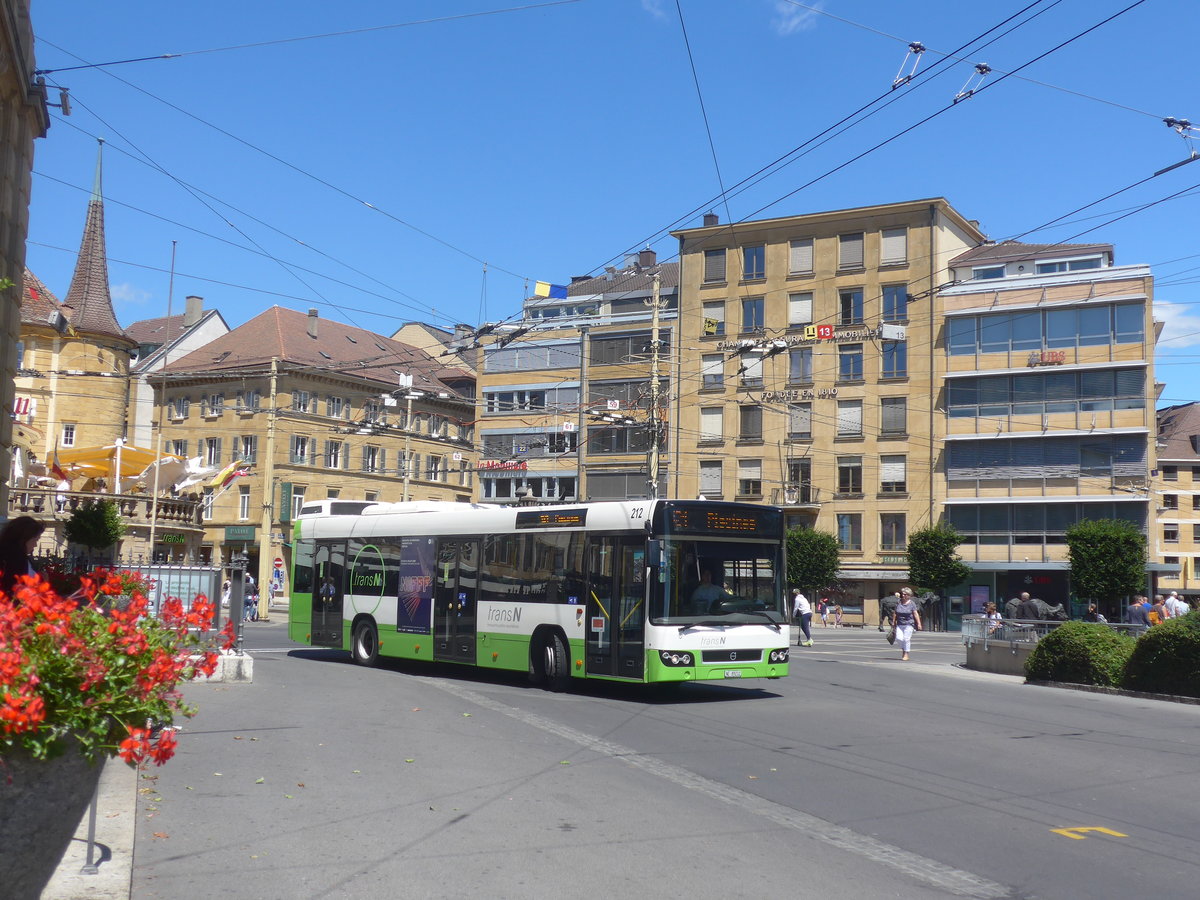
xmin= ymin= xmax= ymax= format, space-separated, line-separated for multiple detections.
xmin=0 ymin=744 xmax=106 ymax=900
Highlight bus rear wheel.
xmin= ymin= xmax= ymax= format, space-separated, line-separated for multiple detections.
xmin=542 ymin=632 xmax=570 ymax=692
xmin=352 ymin=621 xmax=379 ymax=667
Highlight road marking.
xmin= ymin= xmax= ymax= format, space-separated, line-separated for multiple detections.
xmin=430 ymin=677 xmax=1011 ymax=899
xmin=1051 ymin=826 xmax=1128 ymax=841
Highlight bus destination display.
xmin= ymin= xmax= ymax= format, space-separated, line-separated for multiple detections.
xmin=515 ymin=509 xmax=589 ymax=529
xmin=668 ymin=505 xmax=779 ymax=536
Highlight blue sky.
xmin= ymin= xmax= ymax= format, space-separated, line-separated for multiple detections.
xmin=25 ymin=0 xmax=1200 ymax=405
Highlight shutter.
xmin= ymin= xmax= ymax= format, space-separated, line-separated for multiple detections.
xmin=839 ymin=233 xmax=864 ymax=268
xmin=700 ymin=408 xmax=722 ymax=441
xmin=837 ymin=401 xmax=862 ymax=435
xmin=1115 ymin=368 xmax=1144 ymax=398
xmin=1113 ymin=434 xmax=1147 ymax=477
xmin=741 ymin=356 xmax=763 ymax=384
xmin=789 ymin=404 xmax=811 ymax=437
xmin=788 ymin=292 xmax=813 ymax=326
xmin=880 ymin=455 xmax=906 ymax=482
xmin=215 ymin=438 xmax=223 ymax=464
xmin=1041 ymin=439 xmax=1076 ymax=478
xmin=700 ymin=462 xmax=721 ymax=493
xmin=704 ymin=249 xmax=726 ymax=282
xmin=881 ymin=398 xmax=906 ymax=433
xmin=789 ymin=238 xmax=813 ymax=274
xmin=880 ymin=227 xmax=907 ymax=265
xmin=1079 ymin=369 xmax=1114 ymax=399
xmin=946 ymin=443 xmax=980 ymax=479
xmin=1043 ymin=371 xmax=1077 ymax=401
xmin=738 ymin=459 xmax=761 ymax=480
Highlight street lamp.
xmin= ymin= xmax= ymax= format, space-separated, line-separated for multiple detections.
xmin=397 ymin=373 xmax=423 ymax=502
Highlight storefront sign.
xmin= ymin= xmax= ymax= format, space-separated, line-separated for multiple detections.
xmin=1027 ymin=350 xmax=1066 ymax=367
xmin=479 ymin=460 xmax=528 ymax=471
xmin=757 ymin=387 xmax=839 ymax=402
xmin=716 ymin=325 xmax=878 ymax=351
xmin=160 ymin=533 xmax=186 ymax=544
xmin=224 ymin=526 xmax=256 ymax=542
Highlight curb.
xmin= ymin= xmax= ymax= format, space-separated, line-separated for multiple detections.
xmin=1025 ymin=680 xmax=1200 ymax=704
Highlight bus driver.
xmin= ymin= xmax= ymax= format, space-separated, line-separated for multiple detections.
xmin=691 ymin=569 xmax=725 ymax=613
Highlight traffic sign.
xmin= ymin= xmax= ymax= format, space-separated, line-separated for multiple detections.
xmin=273 ymin=557 xmax=284 ymax=569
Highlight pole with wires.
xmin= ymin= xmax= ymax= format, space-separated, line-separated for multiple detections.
xmin=647 ymin=271 xmax=663 ymax=498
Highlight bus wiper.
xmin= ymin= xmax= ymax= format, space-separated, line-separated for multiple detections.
xmin=679 ymin=620 xmax=733 ymax=633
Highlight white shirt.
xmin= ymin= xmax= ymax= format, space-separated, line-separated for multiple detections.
xmin=1166 ymin=596 xmax=1189 ymax=619
xmin=792 ymin=592 xmax=811 ymax=616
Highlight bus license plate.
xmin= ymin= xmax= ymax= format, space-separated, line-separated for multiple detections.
xmin=724 ymin=670 xmax=742 ymax=678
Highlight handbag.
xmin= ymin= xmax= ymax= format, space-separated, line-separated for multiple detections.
xmin=886 ymin=626 xmax=896 ymax=645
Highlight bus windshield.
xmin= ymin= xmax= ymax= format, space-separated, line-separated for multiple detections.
xmin=649 ymin=537 xmax=785 ymax=625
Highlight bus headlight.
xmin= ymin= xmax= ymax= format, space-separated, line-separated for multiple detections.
xmin=659 ymin=650 xmax=693 ymax=667
xmin=768 ymin=648 xmax=790 ymax=663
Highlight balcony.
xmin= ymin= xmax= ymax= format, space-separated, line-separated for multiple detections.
xmin=8 ymin=487 xmax=203 ymax=529
xmin=771 ymin=483 xmax=822 ymax=508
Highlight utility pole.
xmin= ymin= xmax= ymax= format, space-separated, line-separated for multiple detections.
xmin=255 ymin=358 xmax=278 ymax=621
xmin=398 ymin=373 xmax=420 ymax=502
xmin=147 ymin=241 xmax=176 ymax=559
xmin=647 ymin=271 xmax=662 ymax=498
xmin=576 ymin=325 xmax=588 ymax=502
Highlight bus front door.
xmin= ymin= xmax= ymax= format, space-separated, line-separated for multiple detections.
xmin=585 ymin=536 xmax=645 ymax=679
xmin=311 ymin=541 xmax=346 ymax=648
xmin=433 ymin=538 xmax=479 ymax=663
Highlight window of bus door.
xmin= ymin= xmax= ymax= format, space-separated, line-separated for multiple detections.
xmin=311 ymin=541 xmax=346 ymax=646
xmin=655 ymin=539 xmax=785 ymax=624
xmin=585 ymin=536 xmax=645 ymax=678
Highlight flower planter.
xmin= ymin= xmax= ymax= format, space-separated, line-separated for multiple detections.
xmin=0 ymin=744 xmax=105 ymax=900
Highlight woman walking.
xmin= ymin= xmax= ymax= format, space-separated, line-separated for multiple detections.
xmin=792 ymin=588 xmax=813 ymax=647
xmin=891 ymin=587 xmax=922 ymax=661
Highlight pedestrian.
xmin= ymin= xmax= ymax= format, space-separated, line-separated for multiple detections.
xmin=0 ymin=515 xmax=45 ymax=599
xmin=1015 ymin=592 xmax=1041 ymax=620
xmin=984 ymin=601 xmax=1002 ymax=634
xmin=833 ymin=602 xmax=843 ymax=627
xmin=792 ymin=588 xmax=813 ymax=647
xmin=818 ymin=597 xmax=829 ymax=627
xmin=220 ymin=578 xmax=231 ymax=609
xmin=891 ymin=587 xmax=922 ymax=661
xmin=243 ymin=572 xmax=258 ymax=622
xmin=1128 ymin=596 xmax=1149 ymax=627
xmin=1149 ymin=594 xmax=1167 ymax=626
xmin=1082 ymin=603 xmax=1106 ymax=623
xmin=1166 ymin=591 xmax=1189 ymax=620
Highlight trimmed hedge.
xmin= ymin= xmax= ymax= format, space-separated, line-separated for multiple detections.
xmin=1124 ymin=611 xmax=1200 ymax=697
xmin=1024 ymin=621 xmax=1135 ymax=687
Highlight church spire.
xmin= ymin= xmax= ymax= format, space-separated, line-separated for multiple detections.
xmin=63 ymin=139 xmax=129 ymax=342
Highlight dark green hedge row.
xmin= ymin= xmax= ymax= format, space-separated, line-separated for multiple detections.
xmin=1024 ymin=611 xmax=1200 ymax=696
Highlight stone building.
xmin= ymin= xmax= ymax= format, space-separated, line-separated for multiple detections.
xmin=1 ymin=0 xmax=49 ymax=511
xmin=1152 ymin=402 xmax=1200 ymax=600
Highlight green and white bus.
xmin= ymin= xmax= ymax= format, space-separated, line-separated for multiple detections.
xmin=288 ymin=499 xmax=790 ymax=688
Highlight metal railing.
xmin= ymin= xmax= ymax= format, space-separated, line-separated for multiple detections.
xmin=961 ymin=614 xmax=1147 ymax=649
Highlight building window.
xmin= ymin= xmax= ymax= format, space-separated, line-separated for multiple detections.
xmin=236 ymin=389 xmax=261 ymax=411
xmin=1163 ymin=494 xmax=1179 ymax=510
xmin=948 ymin=303 xmax=1145 ymax=355
xmin=362 ymin=445 xmax=382 ymax=473
xmin=787 ymin=459 xmax=812 ymax=502
xmin=326 ymin=488 xmax=340 ymax=499
xmin=703 ymin=248 xmax=727 ymax=283
xmin=972 ymin=265 xmax=1005 ymax=280
xmin=739 ymin=405 xmax=763 ymax=441
xmin=587 ymin=425 xmax=650 ymax=455
xmin=1193 ymin=524 xmax=1200 ymax=542
xmin=837 ymin=456 xmax=862 ymax=494
xmin=742 ymin=244 xmax=765 ymax=280
xmin=1164 ymin=465 xmax=1178 ymax=481
xmin=702 ymin=301 xmax=725 ymax=336
xmin=202 ymin=488 xmax=213 ymax=521
xmin=880 ymin=455 xmax=907 ymax=493
xmin=365 ymin=491 xmax=378 ymax=502
xmin=202 ymin=393 xmax=225 ymax=417
xmin=702 ymin=354 xmax=725 ymax=389
xmin=237 ymin=435 xmax=258 ymax=463
xmin=427 ymin=455 xmax=444 ymax=481
xmin=741 ymin=297 xmax=764 ymax=333
xmin=881 ymin=397 xmax=907 ymax=435
xmin=838 ymin=344 xmax=863 ymax=381
xmin=326 ymin=396 xmax=347 ymax=418
xmin=168 ymin=439 xmax=188 ymax=457
xmin=170 ymin=397 xmax=190 ymax=420
xmin=547 ymin=432 xmax=577 ymax=454
xmin=739 ymin=355 xmax=763 ymax=387
xmin=837 ymin=513 xmax=862 ymax=551
xmin=291 ymin=487 xmax=306 ymax=521
xmin=838 ymin=233 xmax=864 ymax=269
xmin=880 ymin=227 xmax=907 ymax=265
xmin=700 ymin=407 xmax=723 ymax=442
xmin=699 ymin=460 xmax=722 ymax=497
xmin=61 ymin=423 xmax=76 ymax=447
xmin=292 ymin=391 xmax=312 ymax=413
xmin=882 ymin=284 xmax=908 ymax=322
xmin=238 ymin=485 xmax=251 ymax=521
xmin=325 ymin=440 xmax=343 ymax=468
xmin=204 ymin=437 xmax=222 ymax=467
xmin=1193 ymin=495 xmax=1200 ymax=512
xmin=290 ymin=436 xmax=309 ymax=465
xmin=788 ymin=403 xmax=812 ymax=440
xmin=1165 ymin=524 xmax=1179 ymax=543
xmin=789 ymin=347 xmax=813 ymax=383
xmin=789 ymin=238 xmax=814 ymax=275
xmin=881 ymin=340 xmax=907 ymax=378
xmin=737 ymin=459 xmax=762 ymax=497
xmin=788 ymin=292 xmax=813 ymax=329
xmin=837 ymin=400 xmax=863 ymax=437
xmin=839 ymin=289 xmax=863 ymax=325
xmin=1036 ymin=256 xmax=1102 ymax=274
xmin=881 ymin=513 xmax=906 ymax=550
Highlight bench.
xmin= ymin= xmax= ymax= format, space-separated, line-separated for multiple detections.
xmin=837 ymin=606 xmax=866 ymax=627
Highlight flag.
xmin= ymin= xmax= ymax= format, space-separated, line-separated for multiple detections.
xmin=50 ymin=443 xmax=69 ymax=482
xmin=534 ymin=281 xmax=568 ymax=299
xmin=207 ymin=461 xmax=253 ymax=490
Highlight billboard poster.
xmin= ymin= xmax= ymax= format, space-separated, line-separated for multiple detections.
xmin=396 ymin=536 xmax=435 ymax=634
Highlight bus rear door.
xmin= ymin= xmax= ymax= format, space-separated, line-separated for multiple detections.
xmin=585 ymin=536 xmax=645 ymax=679
xmin=433 ymin=538 xmax=480 ymax=663
xmin=311 ymin=541 xmax=346 ymax=647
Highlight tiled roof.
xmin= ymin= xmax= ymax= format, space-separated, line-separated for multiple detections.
xmin=950 ymin=240 xmax=1112 ymax=267
xmin=62 ymin=148 xmax=130 ymax=343
xmin=19 ymin=269 xmax=67 ymax=327
xmin=161 ymin=306 xmax=469 ymax=398
xmin=564 ymin=261 xmax=680 ymax=297
xmin=125 ymin=313 xmax=190 ymax=346
xmin=1157 ymin=403 xmax=1200 ymax=461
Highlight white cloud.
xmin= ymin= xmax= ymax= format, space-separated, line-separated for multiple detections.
xmin=110 ymin=282 xmax=152 ymax=305
xmin=641 ymin=0 xmax=668 ymax=21
xmin=772 ymin=0 xmax=822 ymax=36
xmin=1154 ymin=300 xmax=1200 ymax=349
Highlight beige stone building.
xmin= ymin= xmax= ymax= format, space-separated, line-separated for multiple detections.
xmin=156 ymin=306 xmax=477 ymax=591
xmin=1 ymin=0 xmax=49 ymax=512
xmin=1151 ymin=402 xmax=1200 ymax=600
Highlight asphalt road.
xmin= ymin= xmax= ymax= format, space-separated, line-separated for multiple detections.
xmin=130 ymin=623 xmax=1200 ymax=899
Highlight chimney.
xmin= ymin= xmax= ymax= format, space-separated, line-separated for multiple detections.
xmin=638 ymin=249 xmax=656 ymax=269
xmin=183 ymin=295 xmax=203 ymax=328
xmin=703 ymin=211 xmax=719 ymax=226
xmin=307 ymin=308 xmax=319 ymax=338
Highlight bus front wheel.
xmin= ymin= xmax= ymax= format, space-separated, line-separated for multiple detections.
xmin=542 ymin=632 xmax=570 ymax=692
xmin=352 ymin=621 xmax=379 ymax=667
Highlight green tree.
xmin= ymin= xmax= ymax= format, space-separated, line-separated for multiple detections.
xmin=906 ymin=524 xmax=971 ymax=598
xmin=63 ymin=500 xmax=126 ymax=554
xmin=786 ymin=527 xmax=840 ymax=597
xmin=1065 ymin=518 xmax=1146 ymax=611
